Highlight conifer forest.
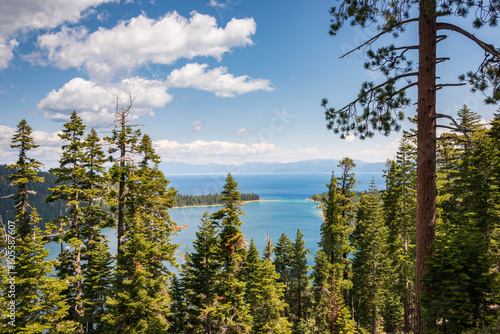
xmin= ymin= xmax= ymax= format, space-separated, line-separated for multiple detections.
xmin=1 ymin=105 xmax=500 ymax=333
xmin=1 ymin=0 xmax=500 ymax=333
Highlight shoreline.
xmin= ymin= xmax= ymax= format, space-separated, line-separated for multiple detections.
xmin=172 ymin=199 xmax=273 ymax=209
xmin=306 ymin=198 xmax=325 ymax=220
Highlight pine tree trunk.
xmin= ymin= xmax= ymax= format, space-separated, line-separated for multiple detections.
xmin=415 ymin=0 xmax=437 ymax=331
xmin=117 ymin=113 xmax=126 ymax=257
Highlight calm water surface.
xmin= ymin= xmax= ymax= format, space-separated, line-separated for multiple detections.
xmin=48 ymin=172 xmax=384 ymax=262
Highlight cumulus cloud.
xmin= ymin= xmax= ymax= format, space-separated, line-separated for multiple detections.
xmin=154 ymin=139 xmax=278 ymax=163
xmin=0 ymin=125 xmax=63 ymax=166
xmin=0 ymin=0 xmax=116 ymax=69
xmin=32 ymin=11 xmax=257 ymax=82
xmin=167 ymin=63 xmax=273 ymax=97
xmin=38 ymin=77 xmax=172 ymax=126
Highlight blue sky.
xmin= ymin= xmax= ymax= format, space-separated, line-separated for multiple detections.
xmin=0 ymin=0 xmax=498 ymax=168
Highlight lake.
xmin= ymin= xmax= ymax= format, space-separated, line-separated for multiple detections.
xmin=48 ymin=172 xmax=385 ymax=262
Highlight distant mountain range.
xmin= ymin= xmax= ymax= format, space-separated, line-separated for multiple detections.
xmin=160 ymin=159 xmax=387 ymax=175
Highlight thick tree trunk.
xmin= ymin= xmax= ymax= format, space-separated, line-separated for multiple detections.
xmin=415 ymin=0 xmax=437 ymax=331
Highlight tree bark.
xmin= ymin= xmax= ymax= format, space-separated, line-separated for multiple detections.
xmin=415 ymin=0 xmax=437 ymax=331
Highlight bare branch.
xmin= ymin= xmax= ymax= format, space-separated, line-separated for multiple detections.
xmin=340 ymin=18 xmax=419 ymax=59
xmin=436 ymin=35 xmax=448 ymax=43
xmin=436 ymin=83 xmax=467 ymax=89
xmin=437 ymin=23 xmax=500 ymax=57
xmin=436 ymin=113 xmax=476 ymax=145
xmin=436 ymin=57 xmax=450 ymax=64
xmin=393 ymin=45 xmax=419 ymax=51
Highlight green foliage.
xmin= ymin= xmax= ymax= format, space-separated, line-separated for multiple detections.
xmin=381 ymin=135 xmax=417 ymax=332
xmin=350 ymin=182 xmax=388 ymax=333
xmin=179 ymin=212 xmax=222 ymax=333
xmin=289 ymin=228 xmax=311 ymax=329
xmin=319 ymin=158 xmax=357 ymax=293
xmin=1 ymin=209 xmax=75 ymax=333
xmin=210 ymin=173 xmax=252 ymax=333
xmin=248 ymin=257 xmax=292 ymax=334
xmin=275 ymin=232 xmax=293 ymax=319
xmin=423 ymin=106 xmax=500 ymax=332
xmin=1 ymin=122 xmax=73 ymax=332
xmin=174 ymin=192 xmax=259 ymax=207
xmin=4 ymin=119 xmax=44 ymax=235
xmin=104 ymin=133 xmax=178 ymax=333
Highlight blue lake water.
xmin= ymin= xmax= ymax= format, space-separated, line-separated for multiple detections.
xmin=48 ymin=172 xmax=385 ymax=262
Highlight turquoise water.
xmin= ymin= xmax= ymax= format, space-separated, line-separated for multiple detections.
xmin=47 ymin=172 xmax=385 ymax=261
xmin=168 ymin=172 xmax=384 ymax=257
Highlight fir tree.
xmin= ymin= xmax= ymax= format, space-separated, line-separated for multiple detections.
xmin=182 ymin=212 xmax=222 ymax=333
xmin=248 ymin=255 xmax=292 ymax=334
xmin=47 ymin=111 xmax=87 ymax=330
xmin=311 ymin=251 xmax=357 ymax=334
xmin=104 ymin=133 xmax=178 ymax=333
xmin=289 ymin=228 xmax=311 ymax=330
xmin=1 ymin=120 xmax=74 ymax=332
xmin=275 ymin=232 xmax=293 ymax=319
xmin=211 ymin=173 xmax=252 ymax=333
xmin=5 ymin=119 xmax=44 ymax=235
xmin=350 ymin=181 xmax=388 ymax=333
xmin=382 ymin=135 xmax=417 ymax=333
xmin=319 ymin=158 xmax=357 ymax=296
xmin=105 ymin=97 xmax=141 ymax=257
xmin=81 ymin=127 xmax=114 ymax=332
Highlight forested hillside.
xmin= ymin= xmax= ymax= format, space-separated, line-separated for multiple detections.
xmin=174 ymin=192 xmax=260 ymax=207
xmin=1 ymin=107 xmax=499 ymax=333
xmin=0 ymin=164 xmax=66 ymax=226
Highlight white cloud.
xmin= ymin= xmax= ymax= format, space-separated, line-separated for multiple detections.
xmin=342 ymin=133 xmax=356 ymax=143
xmin=38 ymin=77 xmax=172 ymax=126
xmin=154 ymin=139 xmax=278 ymax=163
xmin=0 ymin=0 xmax=116 ymax=69
xmin=207 ymin=0 xmax=227 ymax=8
xmin=236 ymin=127 xmax=249 ymax=134
xmin=33 ymin=11 xmax=257 ymax=82
xmin=0 ymin=125 xmax=63 ymax=166
xmin=167 ymin=63 xmax=273 ymax=97
xmin=192 ymin=120 xmax=203 ymax=132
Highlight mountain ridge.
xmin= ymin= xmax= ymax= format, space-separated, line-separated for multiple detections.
xmin=160 ymin=159 xmax=387 ymax=174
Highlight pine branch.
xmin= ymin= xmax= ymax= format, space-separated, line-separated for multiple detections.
xmin=436 ymin=22 xmax=500 ymax=57
xmin=340 ymin=18 xmax=419 ymax=59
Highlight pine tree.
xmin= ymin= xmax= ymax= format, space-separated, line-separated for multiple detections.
xmin=289 ymin=228 xmax=311 ymax=330
xmin=105 ymin=97 xmax=141 ymax=258
xmin=211 ymin=173 xmax=252 ymax=333
xmin=168 ymin=275 xmax=190 ymax=334
xmin=5 ymin=119 xmax=44 ymax=235
xmin=248 ymin=254 xmax=292 ymax=334
xmin=1 ymin=119 xmax=74 ymax=332
xmin=350 ymin=181 xmax=388 ymax=333
xmin=81 ymin=127 xmax=114 ymax=332
xmin=104 ymin=133 xmax=178 ymax=333
xmin=382 ymin=135 xmax=417 ymax=333
xmin=311 ymin=251 xmax=357 ymax=334
xmin=182 ymin=212 xmax=222 ymax=333
xmin=275 ymin=232 xmax=293 ymax=319
xmin=47 ymin=111 xmax=87 ymax=330
xmin=423 ymin=107 xmax=500 ymax=331
xmin=319 ymin=158 xmax=357 ymax=295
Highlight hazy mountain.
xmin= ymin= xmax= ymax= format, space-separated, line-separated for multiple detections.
xmin=160 ymin=159 xmax=387 ymax=175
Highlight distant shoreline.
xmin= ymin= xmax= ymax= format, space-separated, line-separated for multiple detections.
xmin=172 ymin=199 xmax=272 ymax=209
